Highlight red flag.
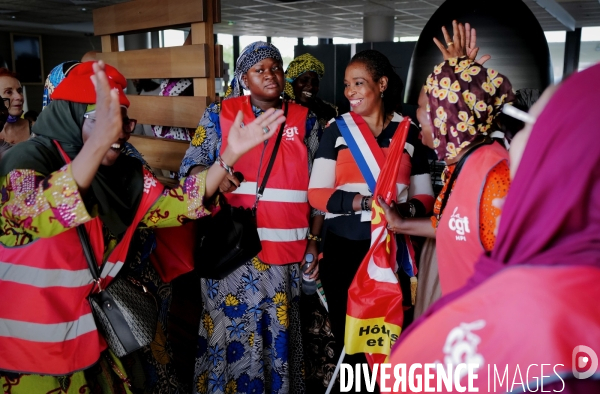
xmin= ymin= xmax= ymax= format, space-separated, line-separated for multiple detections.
xmin=344 ymin=117 xmax=411 ymax=365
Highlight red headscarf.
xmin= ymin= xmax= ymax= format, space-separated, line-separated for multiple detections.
xmin=396 ymin=62 xmax=600 ymax=345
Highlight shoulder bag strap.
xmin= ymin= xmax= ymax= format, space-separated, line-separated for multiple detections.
xmin=257 ymin=102 xmax=289 ymax=199
xmin=438 ymin=137 xmax=494 ymax=217
xmin=52 ymin=139 xmax=102 ymax=284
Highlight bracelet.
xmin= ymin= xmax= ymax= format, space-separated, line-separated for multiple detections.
xmin=361 ymin=196 xmax=372 ymax=211
xmin=307 ymin=233 xmax=322 ymax=242
xmin=216 ymin=155 xmax=234 ymax=176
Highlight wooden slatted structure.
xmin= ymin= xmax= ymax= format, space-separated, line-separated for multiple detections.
xmin=93 ymin=0 xmax=222 ymax=186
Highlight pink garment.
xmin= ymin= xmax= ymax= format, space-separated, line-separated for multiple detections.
xmin=398 ymin=62 xmax=600 ymax=341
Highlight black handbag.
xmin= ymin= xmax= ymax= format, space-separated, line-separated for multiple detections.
xmin=77 ymin=226 xmax=158 ymax=357
xmin=194 ymin=103 xmax=288 ymax=279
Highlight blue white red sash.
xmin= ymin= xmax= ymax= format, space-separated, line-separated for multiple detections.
xmin=336 ymin=112 xmax=386 ymax=192
xmin=336 ymin=113 xmax=417 ymax=278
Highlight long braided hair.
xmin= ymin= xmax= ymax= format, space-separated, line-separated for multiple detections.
xmin=349 ymin=50 xmax=404 ymax=116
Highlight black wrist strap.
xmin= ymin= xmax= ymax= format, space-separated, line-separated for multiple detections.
xmin=439 ymin=138 xmax=495 ymax=217
xmin=257 ymin=102 xmax=288 ymax=198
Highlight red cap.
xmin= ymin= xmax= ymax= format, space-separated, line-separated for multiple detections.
xmin=51 ymin=61 xmax=130 ymax=107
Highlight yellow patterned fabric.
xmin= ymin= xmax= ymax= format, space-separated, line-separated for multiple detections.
xmin=424 ymin=57 xmax=514 ymax=160
xmin=284 ymin=53 xmax=325 ymax=100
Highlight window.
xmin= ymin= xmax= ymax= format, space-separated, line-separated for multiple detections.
xmin=163 ymin=29 xmax=186 ymax=47
xmin=332 ymin=37 xmax=363 ymax=44
xmin=271 ymin=37 xmax=298 ymax=69
xmin=579 ymin=27 xmax=600 ymax=72
xmin=544 ymin=31 xmax=566 ymax=83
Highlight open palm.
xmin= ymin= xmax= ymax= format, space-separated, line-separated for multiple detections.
xmin=226 ymin=108 xmax=286 ymax=159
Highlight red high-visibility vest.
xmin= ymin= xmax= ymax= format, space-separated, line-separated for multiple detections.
xmin=437 ymin=142 xmax=508 ymax=294
xmin=220 ymin=96 xmax=311 ymax=265
xmin=390 ymin=265 xmax=600 ymax=392
xmin=0 ymin=166 xmax=163 ymax=375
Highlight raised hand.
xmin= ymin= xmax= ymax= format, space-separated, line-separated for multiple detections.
xmin=433 ymin=20 xmax=491 ymax=65
xmin=89 ymin=61 xmax=122 ymax=149
xmin=223 ymin=108 xmax=285 ymax=162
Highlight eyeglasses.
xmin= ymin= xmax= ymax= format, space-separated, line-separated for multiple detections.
xmin=83 ymin=113 xmax=137 ymax=133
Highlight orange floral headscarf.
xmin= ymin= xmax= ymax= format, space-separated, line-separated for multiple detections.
xmin=424 ymin=57 xmax=514 ymax=160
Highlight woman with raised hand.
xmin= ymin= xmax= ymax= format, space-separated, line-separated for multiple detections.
xmin=0 ymin=60 xmax=283 ymax=393
xmin=308 ymin=50 xmax=434 ymax=391
xmin=390 ymin=63 xmax=600 ymax=394
xmin=380 ymin=22 xmax=515 ymax=295
xmin=181 ymin=41 xmax=322 ymax=394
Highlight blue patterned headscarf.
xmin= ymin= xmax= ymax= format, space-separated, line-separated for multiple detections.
xmin=42 ymin=61 xmax=81 ymax=109
xmin=225 ymin=41 xmax=282 ymax=99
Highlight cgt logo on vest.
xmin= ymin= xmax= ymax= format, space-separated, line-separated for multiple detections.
xmin=284 ymin=126 xmax=299 ymax=141
xmin=448 ymin=207 xmax=470 ymax=241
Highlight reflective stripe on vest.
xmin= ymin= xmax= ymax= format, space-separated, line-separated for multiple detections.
xmin=220 ymin=97 xmax=310 ymax=264
xmin=0 ymin=313 xmax=96 ymax=342
xmin=0 ymin=168 xmax=164 ymax=375
xmin=232 ymin=182 xmax=307 ymax=203
xmin=257 ymin=227 xmax=310 ymax=242
xmin=0 ymin=261 xmax=93 ymax=288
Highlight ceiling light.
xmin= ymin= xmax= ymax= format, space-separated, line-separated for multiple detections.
xmin=228 ymin=20 xmax=235 ymax=26
xmin=81 ymin=7 xmax=87 ymax=11
xmin=10 ymin=15 xmax=15 ymax=19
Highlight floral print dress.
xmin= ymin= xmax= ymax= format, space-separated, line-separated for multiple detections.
xmin=182 ymin=102 xmax=320 ymax=394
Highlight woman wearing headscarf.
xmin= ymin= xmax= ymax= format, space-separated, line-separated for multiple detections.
xmin=381 ymin=25 xmax=514 ymax=296
xmin=388 ymin=63 xmax=600 ymax=394
xmin=180 ymin=41 xmax=322 ymax=394
xmin=284 ymin=53 xmax=338 ymax=129
xmin=0 ymin=61 xmax=283 ymax=393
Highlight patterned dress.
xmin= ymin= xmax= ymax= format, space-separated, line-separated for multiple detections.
xmin=0 ymin=163 xmax=215 ymax=394
xmin=181 ymin=102 xmax=320 ymax=394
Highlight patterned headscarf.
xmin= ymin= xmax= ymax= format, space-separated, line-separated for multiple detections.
xmin=225 ymin=41 xmax=282 ymax=99
xmin=424 ymin=57 xmax=514 ymax=160
xmin=42 ymin=60 xmax=80 ymax=109
xmin=284 ymin=53 xmax=325 ymax=100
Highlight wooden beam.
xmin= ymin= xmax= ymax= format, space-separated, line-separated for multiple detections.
xmin=127 ymin=95 xmax=208 ymax=129
xmin=214 ymin=44 xmax=223 ymax=78
xmin=101 ymin=35 xmax=118 ymax=52
xmin=128 ymin=135 xmax=190 ymax=173
xmin=93 ymin=0 xmax=206 ymax=36
xmin=96 ymin=45 xmax=209 ymax=79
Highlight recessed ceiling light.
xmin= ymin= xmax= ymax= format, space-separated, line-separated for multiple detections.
xmin=10 ymin=15 xmax=15 ymax=19
xmin=81 ymin=7 xmax=87 ymax=11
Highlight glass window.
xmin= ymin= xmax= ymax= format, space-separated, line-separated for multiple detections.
xmin=332 ymin=37 xmax=363 ymax=44
xmin=217 ymin=34 xmax=234 ymax=70
xmin=163 ymin=29 xmax=186 ymax=47
xmin=544 ymin=31 xmax=566 ymax=83
xmin=579 ymin=27 xmax=600 ymax=72
xmin=303 ymin=36 xmax=318 ymax=46
xmin=239 ymin=35 xmax=267 ymax=50
xmin=271 ymin=37 xmax=298 ymax=69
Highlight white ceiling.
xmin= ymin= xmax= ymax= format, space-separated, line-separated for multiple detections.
xmin=0 ymin=0 xmax=599 ymax=38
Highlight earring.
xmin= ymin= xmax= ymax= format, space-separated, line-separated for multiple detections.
xmin=381 ymin=92 xmax=384 ymax=98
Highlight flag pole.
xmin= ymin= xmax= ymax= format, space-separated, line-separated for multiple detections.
xmin=326 ymin=346 xmax=346 ymax=394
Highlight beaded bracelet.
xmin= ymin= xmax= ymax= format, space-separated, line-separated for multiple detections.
xmin=307 ymin=233 xmax=322 ymax=242
xmin=361 ymin=196 xmax=372 ymax=211
xmin=216 ymin=155 xmax=234 ymax=176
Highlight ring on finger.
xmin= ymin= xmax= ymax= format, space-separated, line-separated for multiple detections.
xmin=447 ymin=42 xmax=454 ymax=46
xmin=262 ymin=126 xmax=270 ymax=134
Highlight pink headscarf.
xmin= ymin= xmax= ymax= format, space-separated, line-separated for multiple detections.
xmin=396 ymin=62 xmax=600 ymax=344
